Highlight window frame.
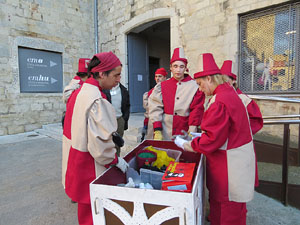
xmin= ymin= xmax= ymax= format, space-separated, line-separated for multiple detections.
xmin=238 ymin=2 xmax=300 ymax=95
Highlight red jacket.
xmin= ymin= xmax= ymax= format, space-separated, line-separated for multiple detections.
xmin=190 ymin=83 xmax=256 ymax=202
xmin=63 ymin=77 xmax=117 ymax=204
xmin=149 ymin=75 xmax=205 ymax=140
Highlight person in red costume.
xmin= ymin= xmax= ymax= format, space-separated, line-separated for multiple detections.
xmin=63 ymin=58 xmax=90 ymax=104
xmin=62 ymin=58 xmax=90 ymax=190
xmin=149 ymin=47 xmax=205 ymax=140
xmin=175 ymin=53 xmax=256 ymax=225
xmin=63 ymin=52 xmax=129 ymax=225
xmin=141 ymin=67 xmax=168 ymax=141
xmin=221 ymin=60 xmax=263 ymax=187
xmin=220 ymin=60 xmax=263 ymax=135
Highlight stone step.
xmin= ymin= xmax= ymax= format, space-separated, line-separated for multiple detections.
xmin=126 ymin=126 xmax=140 ymax=134
xmin=35 ymin=128 xmax=62 ymax=141
xmin=0 ymin=131 xmax=46 ymax=145
xmin=123 ymin=124 xmax=141 ymax=142
xmin=127 ymin=113 xmax=145 ymax=129
xmin=121 ymin=140 xmax=140 ymax=157
xmin=124 ymin=133 xmax=139 ymax=142
xmin=34 ymin=123 xmax=63 ymax=141
xmin=42 ymin=123 xmax=63 ymax=133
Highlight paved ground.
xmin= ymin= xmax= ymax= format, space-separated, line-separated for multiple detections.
xmin=0 ymin=135 xmax=77 ymax=225
xmin=0 ymin=113 xmax=300 ymax=225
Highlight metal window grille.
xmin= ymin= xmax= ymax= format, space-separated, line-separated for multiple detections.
xmin=239 ymin=3 xmax=300 ymax=94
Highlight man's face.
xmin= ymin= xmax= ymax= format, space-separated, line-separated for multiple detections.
xmin=155 ymin=74 xmax=166 ymax=84
xmin=196 ymin=76 xmax=215 ymax=96
xmin=101 ymin=65 xmax=122 ymax=90
xmin=170 ymin=61 xmax=186 ymax=81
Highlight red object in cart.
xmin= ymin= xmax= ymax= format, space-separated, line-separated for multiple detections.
xmin=162 ymin=162 xmax=196 ymax=192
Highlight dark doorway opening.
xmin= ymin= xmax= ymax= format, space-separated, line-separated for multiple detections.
xmin=149 ymin=57 xmax=160 ymax=89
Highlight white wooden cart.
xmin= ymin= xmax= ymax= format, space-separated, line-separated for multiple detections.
xmin=90 ymin=140 xmax=205 ymax=225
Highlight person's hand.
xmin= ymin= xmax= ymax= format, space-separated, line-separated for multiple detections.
xmin=116 ymin=157 xmax=129 ymax=173
xmin=153 ymin=130 xmax=163 ymax=140
xmin=181 ymin=130 xmax=192 ymax=141
xmin=190 ymin=132 xmax=202 ymax=139
xmin=171 ymin=130 xmax=191 ymax=141
xmin=174 ymin=135 xmax=188 ymax=149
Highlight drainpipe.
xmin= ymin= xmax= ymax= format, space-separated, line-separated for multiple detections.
xmin=94 ymin=0 xmax=99 ymax=53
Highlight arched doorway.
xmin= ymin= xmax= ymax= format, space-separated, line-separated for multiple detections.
xmin=127 ymin=19 xmax=170 ymax=112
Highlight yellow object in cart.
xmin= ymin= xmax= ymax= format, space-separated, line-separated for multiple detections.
xmin=144 ymin=146 xmax=175 ymax=169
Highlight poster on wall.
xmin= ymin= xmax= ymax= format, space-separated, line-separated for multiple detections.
xmin=18 ymin=47 xmax=63 ymax=93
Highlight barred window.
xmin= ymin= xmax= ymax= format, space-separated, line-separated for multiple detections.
xmin=239 ymin=3 xmax=300 ymax=94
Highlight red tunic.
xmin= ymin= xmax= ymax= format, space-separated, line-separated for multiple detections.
xmin=190 ymin=83 xmax=256 ymax=203
xmin=63 ymin=77 xmax=117 ymax=204
xmin=149 ymin=75 xmax=205 ymax=140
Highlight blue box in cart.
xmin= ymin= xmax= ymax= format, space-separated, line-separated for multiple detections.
xmin=139 ymin=147 xmax=182 ymax=189
xmin=140 ymin=168 xmax=164 ymax=189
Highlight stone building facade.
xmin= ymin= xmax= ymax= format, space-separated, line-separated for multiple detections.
xmin=98 ymin=0 xmax=300 ymax=143
xmin=99 ymin=0 xmax=296 ymax=82
xmin=0 ymin=0 xmax=95 ymax=135
xmin=1 ymin=0 xmax=299 ymax=141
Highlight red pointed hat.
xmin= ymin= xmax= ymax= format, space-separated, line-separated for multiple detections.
xmin=78 ymin=58 xmax=90 ymax=73
xmin=170 ymin=47 xmax=188 ymax=65
xmin=194 ymin=53 xmax=221 ymax=78
xmin=221 ymin=60 xmax=237 ymax=80
xmin=155 ymin=68 xmax=168 ymax=76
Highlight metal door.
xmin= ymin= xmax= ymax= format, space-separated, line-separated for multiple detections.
xmin=128 ymin=34 xmax=149 ymax=112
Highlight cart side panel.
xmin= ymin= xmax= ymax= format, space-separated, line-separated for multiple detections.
xmin=90 ymin=141 xmax=204 ymax=225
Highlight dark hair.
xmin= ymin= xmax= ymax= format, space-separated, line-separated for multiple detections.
xmin=76 ymin=72 xmax=88 ymax=78
xmin=87 ymin=56 xmax=114 ymax=79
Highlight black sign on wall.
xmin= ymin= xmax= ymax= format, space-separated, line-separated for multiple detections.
xmin=18 ymin=47 xmax=63 ymax=93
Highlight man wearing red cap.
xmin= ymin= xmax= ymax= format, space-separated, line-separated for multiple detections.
xmin=63 ymin=52 xmax=129 ymax=225
xmin=149 ymin=47 xmax=205 ymax=140
xmin=141 ymin=67 xmax=168 ymax=140
xmin=175 ymin=53 xmax=256 ymax=225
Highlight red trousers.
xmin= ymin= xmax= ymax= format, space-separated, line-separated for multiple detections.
xmin=210 ymin=199 xmax=247 ymax=225
xmin=78 ymin=203 xmax=93 ymax=225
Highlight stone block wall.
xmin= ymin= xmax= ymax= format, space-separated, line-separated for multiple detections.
xmin=0 ymin=0 xmax=95 ymax=135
